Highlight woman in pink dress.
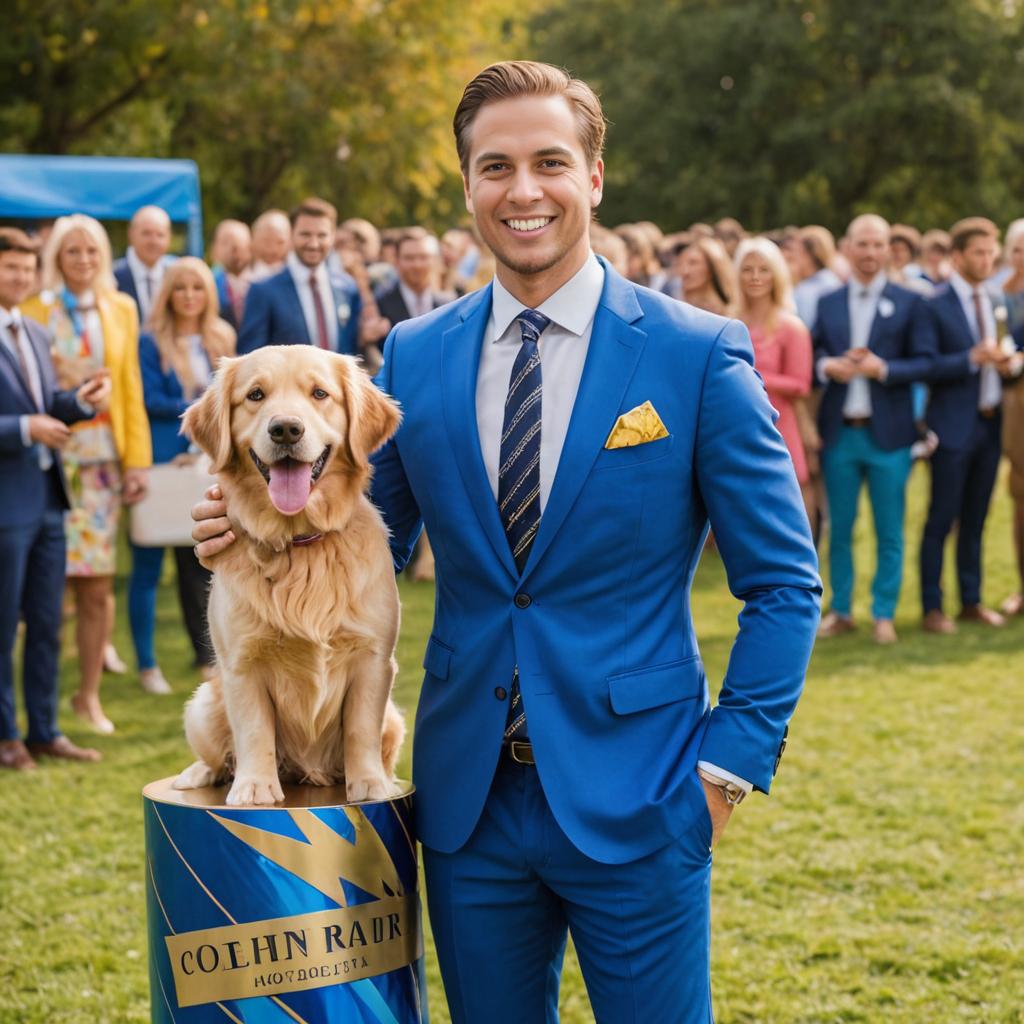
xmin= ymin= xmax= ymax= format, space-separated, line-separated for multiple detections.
xmin=735 ymin=237 xmax=815 ymax=525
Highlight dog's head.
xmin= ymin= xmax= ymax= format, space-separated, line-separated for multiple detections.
xmin=182 ymin=346 xmax=401 ymax=524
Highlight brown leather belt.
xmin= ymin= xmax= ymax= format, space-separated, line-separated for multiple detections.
xmin=843 ymin=416 xmax=871 ymax=428
xmin=502 ymin=741 xmax=536 ymax=766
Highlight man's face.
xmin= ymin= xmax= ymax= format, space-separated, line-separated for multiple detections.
xmin=216 ymin=226 xmax=252 ymax=275
xmin=253 ymin=221 xmax=291 ymax=266
xmin=0 ymin=251 xmax=37 ymax=309
xmin=397 ymin=239 xmax=434 ymax=292
xmin=292 ymin=215 xmax=333 ymax=269
xmin=848 ymin=223 xmax=890 ymax=281
xmin=129 ymin=211 xmax=171 ymax=267
xmin=953 ymin=235 xmax=999 ymax=284
xmin=462 ymin=94 xmax=603 ymax=287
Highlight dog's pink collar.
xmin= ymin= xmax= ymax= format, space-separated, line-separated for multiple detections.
xmin=291 ymin=532 xmax=323 ymax=547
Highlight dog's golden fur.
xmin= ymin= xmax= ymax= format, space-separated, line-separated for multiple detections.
xmin=173 ymin=346 xmax=405 ymax=806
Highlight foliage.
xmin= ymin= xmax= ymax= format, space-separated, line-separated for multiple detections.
xmin=1 ymin=468 xmax=1023 ymax=1021
xmin=0 ymin=0 xmax=536 ymax=229
xmin=531 ymin=0 xmax=1024 ymax=232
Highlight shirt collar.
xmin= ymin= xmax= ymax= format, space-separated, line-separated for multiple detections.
xmin=399 ymin=280 xmax=430 ymax=315
xmin=126 ymin=246 xmax=163 ymax=281
xmin=288 ymin=251 xmax=328 ymax=287
xmin=948 ymin=270 xmax=983 ymax=302
xmin=0 ymin=307 xmax=21 ymax=332
xmin=489 ymin=252 xmax=605 ymax=343
xmin=849 ymin=271 xmax=888 ymax=300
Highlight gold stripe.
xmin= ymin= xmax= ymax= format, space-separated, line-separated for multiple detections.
xmin=506 ymin=485 xmax=540 ymax=528
xmin=505 ymin=353 xmax=540 ymax=404
xmin=498 ymin=421 xmax=541 ymax=477
xmin=148 ymin=856 xmax=175 ymax=934
xmin=154 ymin=956 xmax=180 ymax=1023
xmin=499 ymin=453 xmax=539 ymax=512
xmin=216 ymin=1004 xmax=245 ymax=1024
xmin=512 ymin=521 xmax=539 ymax=558
xmin=390 ymin=800 xmax=415 ymax=857
xmin=152 ymin=804 xmax=238 ymax=924
xmin=501 ymin=386 xmax=542 ymax=443
xmin=271 ymin=996 xmax=310 ymax=1023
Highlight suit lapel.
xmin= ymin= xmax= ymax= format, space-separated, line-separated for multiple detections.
xmin=866 ymin=283 xmax=895 ymax=351
xmin=440 ymin=285 xmax=519 ymax=581
xmin=24 ymin=321 xmax=56 ymax=410
xmin=521 ymin=269 xmax=646 ymax=578
xmin=282 ymin=273 xmax=311 ymax=343
xmin=0 ymin=340 xmax=36 ymax=410
xmin=827 ymin=287 xmax=851 ymax=351
xmin=939 ymin=286 xmax=974 ymax=346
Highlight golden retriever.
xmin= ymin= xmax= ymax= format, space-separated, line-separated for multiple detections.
xmin=173 ymin=345 xmax=405 ymax=806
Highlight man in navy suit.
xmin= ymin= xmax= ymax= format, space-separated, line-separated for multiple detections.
xmin=813 ymin=214 xmax=935 ymax=644
xmin=113 ymin=205 xmax=175 ymax=325
xmin=0 ymin=229 xmax=111 ymax=771
xmin=196 ymin=62 xmax=820 ymax=1021
xmin=371 ymin=227 xmax=448 ymax=335
xmin=918 ymin=218 xmax=1023 ymax=633
xmin=209 ymin=219 xmax=253 ymax=332
xmin=236 ymin=198 xmax=362 ymax=358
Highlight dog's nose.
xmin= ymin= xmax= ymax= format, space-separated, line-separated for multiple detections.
xmin=268 ymin=416 xmax=305 ymax=445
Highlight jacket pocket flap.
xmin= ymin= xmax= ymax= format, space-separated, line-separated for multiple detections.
xmin=607 ymin=656 xmax=703 ymax=715
xmin=422 ymin=635 xmax=452 ymax=680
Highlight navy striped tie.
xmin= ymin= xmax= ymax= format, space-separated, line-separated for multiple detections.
xmin=499 ymin=309 xmax=549 ymax=746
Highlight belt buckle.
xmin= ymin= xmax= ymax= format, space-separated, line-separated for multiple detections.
xmin=509 ymin=741 xmax=535 ymax=766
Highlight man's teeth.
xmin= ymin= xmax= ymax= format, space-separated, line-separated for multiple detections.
xmin=507 ymin=217 xmax=552 ymax=232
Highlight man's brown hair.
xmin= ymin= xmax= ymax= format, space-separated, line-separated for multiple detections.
xmin=396 ymin=226 xmax=431 ymax=255
xmin=0 ymin=227 xmax=39 ymax=256
xmin=453 ymin=61 xmax=607 ymax=175
xmin=949 ymin=217 xmax=999 ymax=252
xmin=289 ymin=197 xmax=338 ymax=228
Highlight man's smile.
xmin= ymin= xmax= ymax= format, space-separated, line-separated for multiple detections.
xmin=503 ymin=216 xmax=556 ymax=236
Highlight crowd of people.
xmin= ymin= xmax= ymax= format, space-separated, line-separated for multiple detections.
xmin=1 ymin=195 xmax=1022 ymax=772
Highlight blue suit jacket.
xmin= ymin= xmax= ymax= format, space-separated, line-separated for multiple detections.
xmin=370 ymin=264 xmax=821 ymax=864
xmin=0 ymin=318 xmax=89 ymax=527
xmin=212 ymin=267 xmax=238 ymax=332
xmin=812 ymin=282 xmax=934 ymax=450
xmin=236 ymin=266 xmax=362 ymax=356
xmin=138 ymin=333 xmax=205 ymax=464
xmin=920 ymin=283 xmax=1009 ymax=450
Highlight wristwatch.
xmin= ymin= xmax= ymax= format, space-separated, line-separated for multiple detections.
xmin=697 ymin=766 xmax=747 ymax=806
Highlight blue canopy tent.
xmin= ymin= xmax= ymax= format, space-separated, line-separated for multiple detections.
xmin=0 ymin=155 xmax=204 ymax=255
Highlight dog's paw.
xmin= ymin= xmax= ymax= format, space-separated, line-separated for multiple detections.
xmin=226 ymin=775 xmax=285 ymax=806
xmin=173 ymin=761 xmax=218 ymax=790
xmin=346 ymin=774 xmax=401 ymax=804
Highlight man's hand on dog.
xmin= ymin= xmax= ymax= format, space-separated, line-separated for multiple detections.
xmin=192 ymin=484 xmax=235 ymax=565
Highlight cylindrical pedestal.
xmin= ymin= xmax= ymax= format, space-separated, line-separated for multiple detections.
xmin=143 ymin=778 xmax=426 ymax=1022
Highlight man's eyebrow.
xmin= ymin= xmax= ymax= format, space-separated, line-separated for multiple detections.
xmin=474 ymin=146 xmax=576 ymax=169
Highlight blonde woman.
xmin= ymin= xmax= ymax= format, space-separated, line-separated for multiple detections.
xmin=735 ymin=238 xmax=815 ymax=523
xmin=679 ymin=236 xmax=736 ymax=315
xmin=22 ymin=215 xmax=152 ymax=734
xmin=130 ymin=258 xmax=236 ymax=692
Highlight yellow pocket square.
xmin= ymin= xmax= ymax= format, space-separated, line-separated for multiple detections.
xmin=604 ymin=401 xmax=670 ymax=449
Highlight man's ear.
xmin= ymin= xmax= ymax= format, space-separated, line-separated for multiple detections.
xmin=181 ymin=358 xmax=237 ymax=473
xmin=463 ymin=174 xmax=474 ymax=216
xmin=337 ymin=356 xmax=401 ymax=469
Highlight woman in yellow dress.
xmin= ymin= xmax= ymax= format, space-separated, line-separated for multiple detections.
xmin=22 ymin=215 xmax=152 ymax=734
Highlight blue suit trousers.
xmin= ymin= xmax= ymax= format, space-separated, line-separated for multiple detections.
xmin=423 ymin=761 xmax=714 ymax=1024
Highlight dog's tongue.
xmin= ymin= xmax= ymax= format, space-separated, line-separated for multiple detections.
xmin=267 ymin=458 xmax=313 ymax=515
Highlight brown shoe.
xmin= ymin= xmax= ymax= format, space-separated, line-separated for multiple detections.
xmin=0 ymin=739 xmax=37 ymax=772
xmin=818 ymin=610 xmax=856 ymax=637
xmin=872 ymin=619 xmax=898 ymax=645
xmin=922 ymin=609 xmax=957 ymax=634
xmin=959 ymin=604 xmax=1005 ymax=627
xmin=26 ymin=735 xmax=101 ymax=763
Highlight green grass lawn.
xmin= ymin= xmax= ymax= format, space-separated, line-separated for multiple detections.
xmin=1 ymin=462 xmax=1022 ymax=1023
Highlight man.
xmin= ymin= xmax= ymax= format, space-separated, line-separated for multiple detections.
xmin=249 ymin=209 xmax=292 ymax=281
xmin=113 ymin=205 xmax=174 ymax=323
xmin=209 ymin=218 xmax=253 ymax=331
xmin=813 ymin=215 xmax=935 ymax=644
xmin=237 ymin=198 xmax=363 ymax=357
xmin=0 ymin=228 xmax=111 ymax=771
xmin=195 ymin=61 xmax=820 ymax=1021
xmin=792 ymin=225 xmax=842 ymax=331
xmin=919 ymin=217 xmax=1022 ymax=632
xmin=370 ymin=228 xmax=448 ymax=340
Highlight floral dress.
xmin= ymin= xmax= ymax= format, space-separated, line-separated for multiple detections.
xmin=45 ymin=290 xmax=122 ymax=576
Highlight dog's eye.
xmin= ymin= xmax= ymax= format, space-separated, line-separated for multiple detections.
xmin=247 ymin=388 xmax=264 ymax=402
xmin=312 ymin=387 xmax=329 ymax=400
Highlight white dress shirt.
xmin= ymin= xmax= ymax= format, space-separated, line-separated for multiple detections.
xmin=842 ymin=271 xmax=888 ymax=418
xmin=947 ymin=271 xmax=1001 ymax=411
xmin=126 ymin=247 xmax=167 ymax=324
xmin=287 ymin=253 xmax=339 ymax=351
xmin=399 ymin=282 xmax=434 ymax=320
xmin=476 ymin=254 xmax=750 ymax=792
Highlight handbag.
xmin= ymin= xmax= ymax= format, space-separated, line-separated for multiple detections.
xmin=129 ymin=457 xmax=216 ymax=548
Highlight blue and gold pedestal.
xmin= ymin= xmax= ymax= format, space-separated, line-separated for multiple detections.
xmin=143 ymin=778 xmax=426 ymax=1023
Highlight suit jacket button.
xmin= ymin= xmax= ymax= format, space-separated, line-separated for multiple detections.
xmin=494 ymin=686 xmax=507 ymax=701
xmin=514 ymin=593 xmax=531 ymax=609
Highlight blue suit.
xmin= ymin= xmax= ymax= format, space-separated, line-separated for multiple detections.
xmin=812 ymin=282 xmax=934 ymax=620
xmin=919 ymin=283 xmax=1007 ymax=612
xmin=236 ymin=265 xmax=362 ymax=356
xmin=1 ymin=318 xmax=89 ymax=744
xmin=370 ymin=264 xmax=820 ymax=1020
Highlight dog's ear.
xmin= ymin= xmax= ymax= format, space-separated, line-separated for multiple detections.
xmin=336 ymin=357 xmax=401 ymax=469
xmin=181 ymin=358 xmax=238 ymax=473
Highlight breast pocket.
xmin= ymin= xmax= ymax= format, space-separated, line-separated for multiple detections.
xmin=592 ymin=434 xmax=674 ymax=472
